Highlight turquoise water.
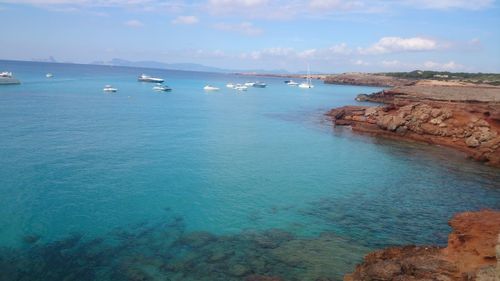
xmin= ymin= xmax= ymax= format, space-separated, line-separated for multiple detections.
xmin=0 ymin=60 xmax=499 ymax=280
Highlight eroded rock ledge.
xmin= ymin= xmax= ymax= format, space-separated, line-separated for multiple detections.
xmin=344 ymin=210 xmax=500 ymax=281
xmin=327 ymin=86 xmax=500 ymax=166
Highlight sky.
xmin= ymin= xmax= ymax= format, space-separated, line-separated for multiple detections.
xmin=0 ymin=0 xmax=499 ymax=73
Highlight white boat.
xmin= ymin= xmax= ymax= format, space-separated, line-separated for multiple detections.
xmin=138 ymin=74 xmax=164 ymax=83
xmin=286 ymin=80 xmax=299 ymax=86
xmin=253 ymin=82 xmax=267 ymax=88
xmin=0 ymin=71 xmax=21 ymax=85
xmin=203 ymin=85 xmax=219 ymax=91
xmin=46 ymin=73 xmax=53 ymax=78
xmin=234 ymin=84 xmax=248 ymax=91
xmin=299 ymin=65 xmax=314 ymax=88
xmin=103 ymin=85 xmax=118 ymax=92
xmin=244 ymin=82 xmax=255 ymax=87
xmin=226 ymin=83 xmax=235 ymax=88
xmin=153 ymin=84 xmax=172 ymax=92
xmin=1 ymin=72 xmax=13 ymax=78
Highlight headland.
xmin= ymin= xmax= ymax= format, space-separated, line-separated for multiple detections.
xmin=327 ymin=79 xmax=500 ymax=166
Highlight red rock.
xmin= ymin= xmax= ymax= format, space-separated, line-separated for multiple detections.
xmin=344 ymin=210 xmax=500 ymax=281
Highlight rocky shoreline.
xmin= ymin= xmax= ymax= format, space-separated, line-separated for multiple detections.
xmin=327 ymin=82 xmax=500 ymax=166
xmin=344 ymin=210 xmax=500 ymax=281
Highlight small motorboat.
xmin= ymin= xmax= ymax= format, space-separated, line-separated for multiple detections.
xmin=234 ymin=84 xmax=248 ymax=91
xmin=0 ymin=71 xmax=13 ymax=78
xmin=244 ymin=82 xmax=255 ymax=87
xmin=0 ymin=71 xmax=21 ymax=85
xmin=284 ymin=80 xmax=291 ymax=84
xmin=153 ymin=84 xmax=172 ymax=92
xmin=103 ymin=85 xmax=118 ymax=92
xmin=46 ymin=73 xmax=53 ymax=78
xmin=203 ymin=85 xmax=219 ymax=91
xmin=226 ymin=83 xmax=235 ymax=88
xmin=286 ymin=80 xmax=299 ymax=86
xmin=138 ymin=74 xmax=164 ymax=83
xmin=253 ymin=82 xmax=266 ymax=88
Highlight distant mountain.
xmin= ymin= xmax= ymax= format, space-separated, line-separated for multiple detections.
xmin=91 ymin=58 xmax=291 ymax=74
xmin=32 ymin=56 xmax=58 ymax=63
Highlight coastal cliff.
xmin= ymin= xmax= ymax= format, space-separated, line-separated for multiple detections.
xmin=327 ymin=82 xmax=500 ymax=166
xmin=344 ymin=210 xmax=500 ymax=281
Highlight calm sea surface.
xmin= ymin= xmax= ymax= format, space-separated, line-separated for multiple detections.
xmin=0 ymin=60 xmax=499 ymax=280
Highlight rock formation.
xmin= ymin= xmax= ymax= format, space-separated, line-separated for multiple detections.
xmin=328 ymin=84 xmax=500 ymax=166
xmin=344 ymin=210 xmax=500 ymax=281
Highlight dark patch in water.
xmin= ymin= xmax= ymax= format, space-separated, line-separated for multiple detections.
xmin=0 ymin=215 xmax=368 ymax=281
xmin=300 ymin=196 xmax=453 ymax=249
xmin=22 ymin=234 xmax=41 ymax=244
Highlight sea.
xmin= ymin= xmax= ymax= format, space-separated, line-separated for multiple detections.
xmin=0 ymin=60 xmax=499 ymax=281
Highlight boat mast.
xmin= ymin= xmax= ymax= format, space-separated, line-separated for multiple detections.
xmin=307 ymin=64 xmax=311 ymax=85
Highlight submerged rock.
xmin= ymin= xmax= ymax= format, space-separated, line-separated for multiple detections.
xmin=22 ymin=234 xmax=41 ymax=244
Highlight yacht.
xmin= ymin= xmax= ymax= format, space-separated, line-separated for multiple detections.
xmin=138 ymin=74 xmax=164 ymax=83
xmin=244 ymin=82 xmax=255 ymax=87
xmin=226 ymin=83 xmax=235 ymax=88
xmin=234 ymin=84 xmax=248 ymax=91
xmin=286 ymin=80 xmax=299 ymax=86
xmin=103 ymin=85 xmax=118 ymax=92
xmin=153 ymin=84 xmax=172 ymax=92
xmin=298 ymin=65 xmax=314 ymax=89
xmin=46 ymin=73 xmax=53 ymax=78
xmin=203 ymin=85 xmax=219 ymax=91
xmin=253 ymin=82 xmax=267 ymax=88
xmin=0 ymin=71 xmax=21 ymax=85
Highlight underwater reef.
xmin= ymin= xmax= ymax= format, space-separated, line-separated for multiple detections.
xmin=0 ymin=211 xmax=369 ymax=281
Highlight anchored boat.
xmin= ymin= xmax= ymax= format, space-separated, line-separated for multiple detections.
xmin=153 ymin=84 xmax=172 ymax=92
xmin=0 ymin=72 xmax=21 ymax=85
xmin=203 ymin=85 xmax=220 ymax=91
xmin=138 ymin=74 xmax=164 ymax=83
xmin=103 ymin=85 xmax=118 ymax=92
xmin=253 ymin=82 xmax=267 ymax=88
xmin=298 ymin=65 xmax=314 ymax=89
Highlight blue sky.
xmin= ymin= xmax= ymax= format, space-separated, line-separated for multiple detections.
xmin=1 ymin=0 xmax=499 ymax=72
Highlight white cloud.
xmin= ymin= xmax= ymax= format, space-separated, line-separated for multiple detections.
xmin=213 ymin=22 xmax=262 ymax=36
xmin=124 ymin=19 xmax=144 ymax=28
xmin=381 ymin=60 xmax=401 ymax=67
xmin=3 ymin=0 xmax=493 ymax=18
xmin=309 ymin=0 xmax=364 ymax=10
xmin=329 ymin=43 xmax=352 ymax=55
xmin=403 ymin=0 xmax=494 ymax=10
xmin=359 ymin=37 xmax=440 ymax=55
xmin=423 ymin=60 xmax=464 ymax=71
xmin=297 ymin=49 xmax=317 ymax=59
xmin=353 ymin=59 xmax=369 ymax=66
xmin=171 ymin=15 xmax=198 ymax=25
xmin=0 ymin=0 xmax=189 ymax=13
xmin=380 ymin=59 xmax=465 ymax=71
xmin=207 ymin=0 xmax=268 ymax=12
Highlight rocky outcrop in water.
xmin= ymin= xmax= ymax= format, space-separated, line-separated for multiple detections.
xmin=344 ymin=210 xmax=500 ymax=281
xmin=328 ymin=84 xmax=500 ymax=166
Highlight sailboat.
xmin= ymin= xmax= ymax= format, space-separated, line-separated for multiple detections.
xmin=299 ymin=65 xmax=314 ymax=89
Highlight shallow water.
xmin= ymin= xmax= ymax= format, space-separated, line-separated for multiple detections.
xmin=0 ymin=60 xmax=499 ymax=280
